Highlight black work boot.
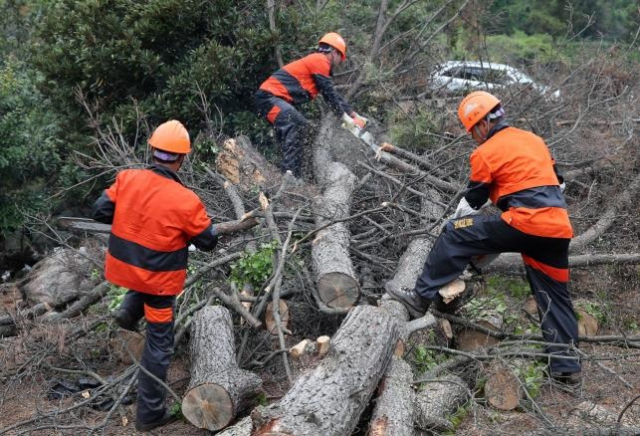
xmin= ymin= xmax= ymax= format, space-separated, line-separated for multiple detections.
xmin=114 ymin=309 xmax=139 ymax=332
xmin=387 ymin=287 xmax=431 ymax=319
xmin=549 ymin=370 xmax=582 ymax=386
xmin=135 ymin=410 xmax=175 ymax=432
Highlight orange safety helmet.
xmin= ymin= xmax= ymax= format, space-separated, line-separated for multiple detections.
xmin=148 ymin=120 xmax=191 ymax=154
xmin=458 ymin=91 xmax=501 ymax=132
xmin=319 ymin=32 xmax=347 ymax=60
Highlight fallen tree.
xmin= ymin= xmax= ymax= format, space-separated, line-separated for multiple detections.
xmin=251 ymin=304 xmax=400 ymax=435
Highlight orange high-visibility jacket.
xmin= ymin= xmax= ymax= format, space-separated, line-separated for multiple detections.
xmin=93 ymin=165 xmax=216 ymax=296
xmin=258 ymin=52 xmax=352 ymax=116
xmin=469 ymin=126 xmax=573 ymax=238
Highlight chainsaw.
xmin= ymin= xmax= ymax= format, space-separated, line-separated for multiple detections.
xmin=341 ymin=113 xmax=380 ymax=155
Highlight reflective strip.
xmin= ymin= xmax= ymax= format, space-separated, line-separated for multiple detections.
xmin=271 ymin=69 xmax=313 ymax=104
xmin=144 ymin=304 xmax=173 ymax=323
xmin=266 ymin=105 xmax=281 ymax=124
xmin=105 ymin=252 xmax=186 ymax=295
xmin=108 ymin=233 xmax=188 ymax=272
xmin=497 ymin=186 xmax=566 ymax=210
xmin=522 ymin=255 xmax=569 ymax=283
xmin=260 ymin=74 xmax=294 ymax=102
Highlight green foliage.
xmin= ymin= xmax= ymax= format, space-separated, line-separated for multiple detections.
xmin=169 ymin=402 xmax=184 ymax=420
xmin=0 ymin=55 xmax=62 ymax=233
xmin=486 ymin=275 xmax=530 ymax=301
xmin=488 ymin=0 xmax=639 ymax=42
xmin=443 ymin=403 xmax=470 ymax=434
xmin=255 ymin=391 xmax=268 ymax=407
xmin=107 ymin=285 xmax=128 ymax=312
xmin=389 ymin=109 xmax=442 ymax=152
xmin=485 ymin=32 xmax=559 ymax=66
xmin=576 ymin=301 xmax=608 ymax=324
xmin=516 ymin=361 xmax=545 ymax=401
xmin=413 ymin=345 xmax=448 ymax=374
xmin=229 ymin=241 xmax=278 ymax=290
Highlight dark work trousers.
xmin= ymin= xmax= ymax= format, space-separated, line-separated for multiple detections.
xmin=255 ymin=91 xmax=313 ymax=178
xmin=414 ymin=214 xmax=580 ymax=373
xmin=118 ymin=290 xmax=175 ymax=423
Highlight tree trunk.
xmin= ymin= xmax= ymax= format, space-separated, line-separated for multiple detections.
xmin=367 ymin=357 xmax=415 ymax=436
xmin=215 ymin=136 xmax=282 ymax=192
xmin=182 ymin=306 xmax=262 ymax=431
xmin=414 ymin=374 xmax=469 ymax=433
xmin=311 ymin=134 xmax=360 ymax=310
xmin=252 ymin=305 xmax=400 ymax=435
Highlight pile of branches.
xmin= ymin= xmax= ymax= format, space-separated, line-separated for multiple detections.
xmin=2 ymin=50 xmax=640 ymax=434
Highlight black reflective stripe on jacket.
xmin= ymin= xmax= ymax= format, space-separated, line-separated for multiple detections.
xmin=93 ymin=191 xmax=115 ymax=224
xmin=271 ymin=69 xmax=313 ymax=104
xmin=108 ymin=233 xmax=188 ymax=272
xmin=313 ymin=74 xmax=353 ymax=116
xmin=191 ymin=224 xmax=218 ymax=252
xmin=496 ymin=186 xmax=566 ymax=212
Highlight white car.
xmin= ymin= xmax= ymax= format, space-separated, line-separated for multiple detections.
xmin=428 ymin=61 xmax=560 ymax=100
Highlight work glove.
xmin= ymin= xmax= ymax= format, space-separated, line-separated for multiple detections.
xmin=559 ymin=182 xmax=566 ymax=193
xmin=452 ymin=197 xmax=479 ymax=219
xmin=350 ymin=112 xmax=367 ymax=129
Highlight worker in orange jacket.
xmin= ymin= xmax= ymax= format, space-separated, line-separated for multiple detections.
xmin=255 ymin=32 xmax=366 ymax=177
xmin=93 ymin=120 xmax=218 ymax=431
xmin=389 ymin=91 xmax=581 ymax=385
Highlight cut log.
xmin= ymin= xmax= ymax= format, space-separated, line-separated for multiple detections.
xmin=414 ymin=374 xmax=469 ymax=433
xmin=484 ymin=362 xmax=521 ymax=411
xmin=182 ymin=306 xmax=262 ymax=431
xmin=456 ymin=311 xmax=503 ymax=352
xmin=316 ymin=335 xmax=330 ymax=357
xmin=367 ymin=357 xmax=415 ymax=436
xmin=577 ymin=309 xmax=599 ymax=336
xmin=252 ymin=305 xmax=400 ymax=435
xmin=455 ymin=320 xmax=502 ymax=351
xmin=311 ymin=158 xmax=360 ymax=309
xmin=289 ymin=339 xmax=312 ymax=359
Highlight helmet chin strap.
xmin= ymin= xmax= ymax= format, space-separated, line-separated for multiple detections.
xmin=473 ymin=120 xmax=488 ymax=142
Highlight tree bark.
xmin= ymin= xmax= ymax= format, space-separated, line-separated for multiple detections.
xmin=311 ymin=125 xmax=360 ymax=310
xmin=367 ymin=357 xmax=415 ymax=436
xmin=414 ymin=374 xmax=469 ymax=433
xmin=182 ymin=306 xmax=262 ymax=431
xmin=252 ymin=305 xmax=400 ymax=435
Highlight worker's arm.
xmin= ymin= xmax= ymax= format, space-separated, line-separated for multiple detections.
xmin=185 ymin=200 xmax=218 ymax=252
xmin=464 ymin=151 xmax=492 ymax=209
xmin=92 ymin=176 xmax=120 ymax=224
xmin=314 ymin=73 xmax=353 ymax=116
xmin=190 ymin=224 xmax=218 ymax=252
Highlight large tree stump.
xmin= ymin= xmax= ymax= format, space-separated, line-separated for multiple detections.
xmin=252 ymin=305 xmax=400 ymax=435
xmin=182 ymin=306 xmax=262 ymax=431
xmin=311 ymin=143 xmax=360 ymax=309
xmin=367 ymin=357 xmax=415 ymax=436
xmin=214 ymin=136 xmax=282 ymax=192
